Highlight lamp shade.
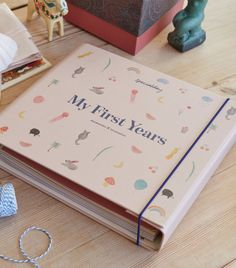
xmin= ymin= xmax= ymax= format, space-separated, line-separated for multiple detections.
xmin=0 ymin=33 xmax=17 ymax=73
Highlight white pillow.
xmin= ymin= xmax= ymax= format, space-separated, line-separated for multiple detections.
xmin=0 ymin=33 xmax=17 ymax=73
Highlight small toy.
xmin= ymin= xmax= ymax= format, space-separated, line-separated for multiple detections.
xmin=168 ymin=0 xmax=208 ymax=52
xmin=27 ymin=0 xmax=68 ymax=42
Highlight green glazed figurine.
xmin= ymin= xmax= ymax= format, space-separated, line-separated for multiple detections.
xmin=168 ymin=0 xmax=208 ymax=52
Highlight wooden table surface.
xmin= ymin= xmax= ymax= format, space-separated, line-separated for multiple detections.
xmin=0 ymin=1 xmax=236 ymax=267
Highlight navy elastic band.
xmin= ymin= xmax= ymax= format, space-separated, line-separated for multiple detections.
xmin=136 ymin=98 xmax=230 ymax=245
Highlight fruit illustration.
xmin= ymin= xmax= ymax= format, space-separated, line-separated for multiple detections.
xmin=103 ymin=177 xmax=115 ymax=187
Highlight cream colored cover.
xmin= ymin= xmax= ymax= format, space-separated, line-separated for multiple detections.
xmin=0 ymin=44 xmax=235 ymax=235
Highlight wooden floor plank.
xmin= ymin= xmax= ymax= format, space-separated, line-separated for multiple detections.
xmin=0 ymin=0 xmax=27 ymax=9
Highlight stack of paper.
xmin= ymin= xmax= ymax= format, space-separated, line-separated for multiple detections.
xmin=0 ymin=3 xmax=41 ymax=72
xmin=0 ymin=33 xmax=17 ymax=72
xmin=0 ymin=3 xmax=51 ymax=91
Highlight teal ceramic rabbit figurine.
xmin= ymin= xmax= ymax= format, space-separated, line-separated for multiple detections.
xmin=168 ymin=0 xmax=208 ymax=52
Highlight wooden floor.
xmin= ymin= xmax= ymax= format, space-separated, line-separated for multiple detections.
xmin=0 ymin=1 xmax=236 ymax=267
xmin=0 ymin=0 xmax=27 ymax=9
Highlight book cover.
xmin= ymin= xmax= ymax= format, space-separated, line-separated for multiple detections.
xmin=0 ymin=44 xmax=235 ymax=249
